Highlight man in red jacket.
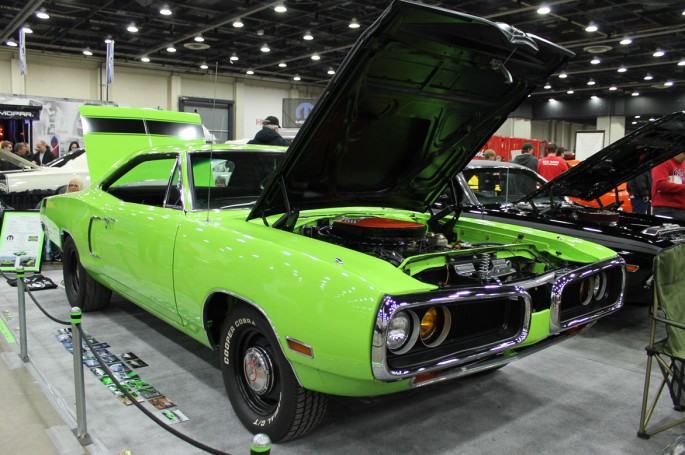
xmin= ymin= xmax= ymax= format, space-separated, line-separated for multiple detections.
xmin=651 ymin=152 xmax=685 ymax=221
xmin=537 ymin=143 xmax=568 ymax=181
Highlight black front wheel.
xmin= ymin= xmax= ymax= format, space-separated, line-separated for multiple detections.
xmin=62 ymin=236 xmax=111 ymax=312
xmin=221 ymin=304 xmax=327 ymax=442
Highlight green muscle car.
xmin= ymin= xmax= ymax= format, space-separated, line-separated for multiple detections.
xmin=41 ymin=0 xmax=625 ymax=442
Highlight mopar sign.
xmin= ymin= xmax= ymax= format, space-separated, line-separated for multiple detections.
xmin=0 ymin=104 xmax=42 ymax=120
xmin=282 ymin=98 xmax=318 ymax=128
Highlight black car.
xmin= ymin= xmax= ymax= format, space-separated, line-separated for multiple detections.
xmin=453 ymin=112 xmax=685 ymax=303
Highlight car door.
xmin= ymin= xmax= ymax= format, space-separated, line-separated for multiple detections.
xmin=88 ymin=153 xmax=184 ymax=323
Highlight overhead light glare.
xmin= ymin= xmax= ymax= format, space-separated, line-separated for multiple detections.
xmin=233 ymin=18 xmax=244 ymax=28
xmin=260 ymin=43 xmax=270 ymax=52
xmin=5 ymin=39 xmax=17 ymax=47
xmin=544 ymin=83 xmax=551 ymax=89
xmin=311 ymin=53 xmax=320 ymax=61
xmin=167 ymin=45 xmax=177 ymax=53
xmin=644 ymin=74 xmax=653 ymax=81
xmin=587 ymin=79 xmax=596 ymax=86
xmin=585 ymin=23 xmax=598 ymax=32
xmin=653 ymin=50 xmax=665 ymax=57
xmin=36 ymin=8 xmax=50 ymax=20
xmin=303 ymin=31 xmax=313 ymax=41
xmin=620 ymin=37 xmax=632 ymax=45
xmin=141 ymin=56 xmax=150 ymax=63
xmin=200 ymin=63 xmax=208 ymax=70
xmin=327 ymin=67 xmax=335 ymax=75
xmin=274 ymin=2 xmax=287 ymax=13
xmin=617 ymin=66 xmax=627 ymax=73
xmin=104 ymin=36 xmax=114 ymax=44
xmin=591 ymin=57 xmax=600 ymax=65
xmin=82 ymin=48 xmax=93 ymax=56
xmin=609 ymin=86 xmax=618 ymax=91
xmin=194 ymin=35 xmax=204 ymax=42
xmin=567 ymin=89 xmax=574 ymax=94
xmin=632 ymin=91 xmax=640 ymax=96
xmin=558 ymin=73 xmax=567 ymax=79
xmin=537 ymin=6 xmax=551 ymax=14
xmin=21 ymin=25 xmax=33 ymax=34
xmin=679 ymin=60 xmax=685 ymax=66
xmin=127 ymin=22 xmax=138 ymax=33
xmin=293 ymin=74 xmax=301 ymax=81
xmin=665 ymin=81 xmax=674 ymax=87
xmin=230 ymin=53 xmax=239 ymax=62
xmin=160 ymin=4 xmax=172 ymax=15
xmin=635 ymin=115 xmax=641 ymax=118
xmin=246 ymin=69 xmax=254 ymax=75
xmin=349 ymin=18 xmax=360 ymax=29
xmin=591 ymin=95 xmax=599 ymax=99
xmin=278 ymin=61 xmax=287 ymax=68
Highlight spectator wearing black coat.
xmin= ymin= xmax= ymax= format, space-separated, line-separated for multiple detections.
xmin=247 ymin=116 xmax=289 ymax=146
xmin=31 ymin=140 xmax=56 ymax=166
xmin=627 ymin=170 xmax=652 ymax=215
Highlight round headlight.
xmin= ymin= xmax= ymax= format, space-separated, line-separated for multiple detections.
xmin=593 ymin=272 xmax=607 ymax=300
xmin=420 ymin=306 xmax=452 ymax=347
xmin=420 ymin=307 xmax=438 ymax=340
xmin=387 ymin=312 xmax=412 ymax=351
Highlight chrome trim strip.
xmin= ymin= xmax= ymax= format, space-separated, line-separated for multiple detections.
xmin=371 ymin=286 xmax=532 ymax=381
xmin=410 ymin=331 xmax=570 ymax=388
xmin=549 ymin=257 xmax=625 ymax=333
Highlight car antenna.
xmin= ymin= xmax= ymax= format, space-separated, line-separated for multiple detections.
xmin=205 ymin=61 xmax=219 ymax=222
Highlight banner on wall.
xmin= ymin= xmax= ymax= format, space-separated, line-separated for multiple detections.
xmin=106 ymin=41 xmax=114 ymax=84
xmin=282 ymin=98 xmax=318 ymax=128
xmin=19 ymin=28 xmax=26 ymax=76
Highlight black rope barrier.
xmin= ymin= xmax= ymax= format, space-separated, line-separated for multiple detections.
xmin=15 ymin=274 xmax=240 ymax=455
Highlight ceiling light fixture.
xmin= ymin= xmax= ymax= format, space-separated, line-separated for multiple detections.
xmin=274 ymin=2 xmax=287 ymax=13
xmin=230 ymin=53 xmax=239 ymax=62
xmin=632 ymin=91 xmax=640 ymax=96
xmin=585 ymin=23 xmax=598 ymax=32
xmin=293 ymin=74 xmax=301 ymax=81
xmin=619 ymin=37 xmax=632 ymax=45
xmin=5 ymin=39 xmax=17 ymax=47
xmin=665 ymin=81 xmax=674 ymax=87
xmin=567 ymin=89 xmax=574 ymax=94
xmin=609 ymin=86 xmax=618 ymax=91
xmin=679 ymin=60 xmax=685 ymax=66
xmin=36 ymin=8 xmax=50 ymax=20
xmin=194 ymin=35 xmax=204 ymax=42
xmin=311 ymin=53 xmax=320 ymax=61
xmin=104 ymin=36 xmax=113 ymax=44
xmin=591 ymin=57 xmax=601 ymax=65
xmin=160 ymin=4 xmax=172 ymax=15
xmin=349 ymin=18 xmax=360 ymax=29
xmin=141 ymin=56 xmax=150 ymax=63
xmin=21 ymin=25 xmax=33 ymax=34
xmin=587 ymin=79 xmax=596 ymax=85
xmin=303 ymin=31 xmax=313 ymax=41
xmin=246 ymin=69 xmax=254 ymax=75
xmin=544 ymin=83 xmax=551 ymax=89
xmin=327 ymin=67 xmax=335 ymax=75
xmin=635 ymin=115 xmax=641 ymax=118
xmin=233 ymin=18 xmax=244 ymax=28
xmin=644 ymin=74 xmax=653 ymax=81
xmin=591 ymin=95 xmax=599 ymax=99
xmin=260 ymin=43 xmax=270 ymax=52
xmin=278 ymin=61 xmax=287 ymax=67
xmin=167 ymin=45 xmax=177 ymax=53
xmin=653 ymin=50 xmax=665 ymax=57
xmin=257 ymin=29 xmax=264 ymax=36
xmin=82 ymin=48 xmax=93 ymax=56
xmin=127 ymin=22 xmax=138 ymax=33
xmin=537 ymin=6 xmax=550 ymax=14
xmin=617 ymin=66 xmax=627 ymax=72
xmin=558 ymin=72 xmax=567 ymax=78
xmin=200 ymin=63 xmax=209 ymax=70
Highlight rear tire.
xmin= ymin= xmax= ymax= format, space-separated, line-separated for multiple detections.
xmin=221 ymin=304 xmax=327 ymax=442
xmin=62 ymin=236 xmax=111 ymax=312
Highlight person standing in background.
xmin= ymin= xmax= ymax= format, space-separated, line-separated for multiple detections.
xmin=512 ymin=142 xmax=538 ymax=172
xmin=627 ymin=170 xmax=652 ymax=215
xmin=68 ymin=141 xmax=80 ymax=152
xmin=651 ymin=152 xmax=685 ymax=221
xmin=537 ymin=143 xmax=568 ymax=181
xmin=32 ymin=140 xmax=56 ymax=166
xmin=247 ymin=116 xmax=289 ymax=146
xmin=14 ymin=142 xmax=31 ymax=160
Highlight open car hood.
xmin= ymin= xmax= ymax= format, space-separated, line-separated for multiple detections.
xmin=248 ymin=0 xmax=573 ymax=221
xmin=80 ymin=105 xmax=205 ymax=184
xmin=524 ymin=111 xmax=685 ymax=201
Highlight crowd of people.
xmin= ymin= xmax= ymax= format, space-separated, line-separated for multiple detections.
xmin=481 ymin=142 xmax=685 ymax=221
xmin=0 ymin=139 xmax=79 ymax=170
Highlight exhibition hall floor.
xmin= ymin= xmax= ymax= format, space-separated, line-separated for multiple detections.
xmin=1 ymin=264 xmax=684 ymax=455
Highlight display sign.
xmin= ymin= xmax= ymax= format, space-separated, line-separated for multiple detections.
xmin=0 ymin=211 xmax=44 ymax=272
xmin=282 ymin=98 xmax=318 ymax=128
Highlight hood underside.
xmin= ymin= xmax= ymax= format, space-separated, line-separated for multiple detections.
xmin=525 ymin=111 xmax=685 ymax=201
xmin=248 ymin=0 xmax=573 ymax=221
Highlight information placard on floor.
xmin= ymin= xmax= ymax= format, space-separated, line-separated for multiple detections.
xmin=0 ymin=211 xmax=44 ymax=272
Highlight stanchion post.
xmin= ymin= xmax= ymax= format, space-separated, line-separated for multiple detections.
xmin=71 ymin=306 xmax=88 ymax=440
xmin=251 ymin=433 xmax=272 ymax=455
xmin=16 ymin=266 xmax=29 ymax=362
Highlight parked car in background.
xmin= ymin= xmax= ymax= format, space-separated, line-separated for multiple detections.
xmin=455 ymin=112 xmax=685 ymax=303
xmin=0 ymin=148 xmax=89 ymax=209
xmin=42 ymin=2 xmax=626 ymax=442
xmin=564 ymin=159 xmax=632 ymax=212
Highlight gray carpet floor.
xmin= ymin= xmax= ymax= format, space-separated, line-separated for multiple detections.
xmin=0 ymin=265 xmax=682 ymax=455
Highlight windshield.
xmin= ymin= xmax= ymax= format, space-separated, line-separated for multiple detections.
xmin=47 ymin=149 xmax=85 ymax=168
xmin=189 ymin=150 xmax=282 ymax=210
xmin=463 ymin=165 xmax=566 ymax=206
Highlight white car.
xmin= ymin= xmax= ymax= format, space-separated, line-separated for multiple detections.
xmin=0 ymin=148 xmax=90 ymax=209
